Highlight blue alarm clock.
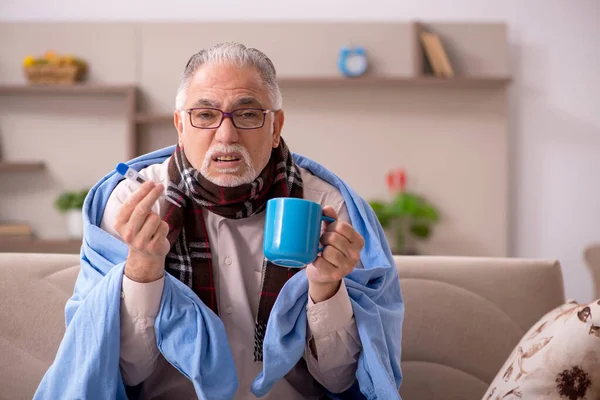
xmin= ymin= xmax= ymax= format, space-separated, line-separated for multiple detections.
xmin=338 ymin=46 xmax=368 ymax=77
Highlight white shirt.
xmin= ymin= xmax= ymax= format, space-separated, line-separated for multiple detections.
xmin=101 ymin=158 xmax=361 ymax=399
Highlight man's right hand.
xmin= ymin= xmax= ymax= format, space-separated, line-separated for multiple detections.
xmin=114 ymin=181 xmax=171 ymax=283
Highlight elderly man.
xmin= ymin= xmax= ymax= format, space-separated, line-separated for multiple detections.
xmin=104 ymin=42 xmax=364 ymax=399
xmin=34 ymin=42 xmax=403 ymax=400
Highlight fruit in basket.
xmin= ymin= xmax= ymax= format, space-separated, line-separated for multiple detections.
xmin=41 ymin=50 xmax=59 ymax=66
xmin=22 ymin=52 xmax=87 ymax=67
xmin=48 ymin=57 xmax=61 ymax=66
xmin=61 ymin=54 xmax=76 ymax=66
xmin=23 ymin=51 xmax=88 ymax=84
xmin=23 ymin=55 xmax=36 ymax=67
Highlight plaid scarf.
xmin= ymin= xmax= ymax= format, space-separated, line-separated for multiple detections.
xmin=162 ymin=138 xmax=303 ymax=361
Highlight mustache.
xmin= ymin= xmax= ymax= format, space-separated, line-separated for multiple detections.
xmin=203 ymin=143 xmax=252 ymax=165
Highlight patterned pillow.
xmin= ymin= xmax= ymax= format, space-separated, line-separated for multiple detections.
xmin=483 ymin=299 xmax=600 ymax=400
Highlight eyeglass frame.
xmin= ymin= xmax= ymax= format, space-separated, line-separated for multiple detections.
xmin=183 ymin=107 xmax=276 ymax=130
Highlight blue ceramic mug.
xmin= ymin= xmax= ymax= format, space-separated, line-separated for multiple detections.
xmin=263 ymin=198 xmax=335 ymax=267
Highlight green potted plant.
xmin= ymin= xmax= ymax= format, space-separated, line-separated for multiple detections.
xmin=369 ymin=169 xmax=440 ymax=255
xmin=54 ymin=189 xmax=89 ymax=238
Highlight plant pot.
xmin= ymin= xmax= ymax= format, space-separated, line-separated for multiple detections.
xmin=384 ymin=226 xmax=418 ymax=255
xmin=65 ymin=209 xmax=83 ymax=238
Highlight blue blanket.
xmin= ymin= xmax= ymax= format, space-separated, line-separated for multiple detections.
xmin=34 ymin=146 xmax=404 ymax=400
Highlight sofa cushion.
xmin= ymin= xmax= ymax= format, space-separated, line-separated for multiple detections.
xmin=396 ymin=256 xmax=566 ymax=400
xmin=0 ymin=253 xmax=567 ymax=400
xmin=483 ymin=299 xmax=600 ymax=400
xmin=0 ymin=253 xmax=80 ymax=399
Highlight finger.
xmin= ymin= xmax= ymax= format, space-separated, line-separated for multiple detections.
xmin=133 ymin=213 xmax=162 ymax=247
xmin=320 ymin=231 xmax=352 ymax=259
xmin=321 ymin=205 xmax=338 ymax=234
xmin=327 ymin=220 xmax=362 ymax=245
xmin=313 ymin=252 xmax=345 ymax=282
xmin=321 ymin=245 xmax=347 ymax=270
xmin=128 ymin=184 xmax=165 ymax=235
xmin=114 ymin=181 xmax=156 ymax=227
xmin=152 ymin=221 xmax=170 ymax=241
xmin=322 ymin=205 xmax=338 ymax=220
xmin=149 ymin=221 xmax=170 ymax=253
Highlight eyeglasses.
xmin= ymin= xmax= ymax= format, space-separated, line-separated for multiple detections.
xmin=185 ymin=107 xmax=274 ymax=130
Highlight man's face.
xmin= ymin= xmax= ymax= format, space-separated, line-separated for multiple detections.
xmin=174 ymin=63 xmax=283 ymax=187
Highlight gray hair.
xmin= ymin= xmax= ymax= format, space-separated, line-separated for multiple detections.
xmin=175 ymin=42 xmax=283 ymax=111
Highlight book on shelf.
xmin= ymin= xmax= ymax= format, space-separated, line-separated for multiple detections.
xmin=420 ymin=29 xmax=455 ymax=78
xmin=0 ymin=223 xmax=33 ymax=237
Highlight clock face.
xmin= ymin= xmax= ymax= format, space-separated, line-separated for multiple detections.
xmin=338 ymin=46 xmax=369 ymax=77
xmin=346 ymin=54 xmax=367 ymax=74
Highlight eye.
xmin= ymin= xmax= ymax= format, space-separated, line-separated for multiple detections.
xmin=196 ymin=111 xmax=216 ymax=120
xmin=239 ymin=110 xmax=259 ymax=118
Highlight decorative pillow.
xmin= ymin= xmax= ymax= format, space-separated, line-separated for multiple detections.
xmin=483 ymin=299 xmax=600 ymax=400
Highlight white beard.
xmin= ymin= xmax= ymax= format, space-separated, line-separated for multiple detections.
xmin=200 ymin=143 xmax=258 ymax=187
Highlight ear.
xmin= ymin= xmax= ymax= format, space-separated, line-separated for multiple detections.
xmin=174 ymin=111 xmax=184 ymax=147
xmin=272 ymin=110 xmax=284 ymax=148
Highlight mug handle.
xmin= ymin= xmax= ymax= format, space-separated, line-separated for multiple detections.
xmin=318 ymin=215 xmax=336 ymax=253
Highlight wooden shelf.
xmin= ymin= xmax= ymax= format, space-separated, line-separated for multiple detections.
xmin=277 ymin=76 xmax=511 ymax=87
xmin=0 ymin=77 xmax=508 ymax=97
xmin=0 ymin=161 xmax=45 ymax=172
xmin=0 ymin=237 xmax=81 ymax=254
xmin=0 ymin=84 xmax=136 ymax=95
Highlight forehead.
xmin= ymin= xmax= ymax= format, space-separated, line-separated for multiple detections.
xmin=185 ymin=63 xmax=271 ymax=108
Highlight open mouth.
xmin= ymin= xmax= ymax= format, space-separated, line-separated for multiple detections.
xmin=213 ymin=154 xmax=241 ymax=163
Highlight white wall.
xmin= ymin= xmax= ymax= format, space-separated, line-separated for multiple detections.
xmin=1 ymin=0 xmax=599 ymax=302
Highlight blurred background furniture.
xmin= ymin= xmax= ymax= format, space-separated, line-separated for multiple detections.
xmin=584 ymin=243 xmax=600 ymax=299
xmin=0 ymin=253 xmax=565 ymax=400
xmin=0 ymin=21 xmax=511 ymax=258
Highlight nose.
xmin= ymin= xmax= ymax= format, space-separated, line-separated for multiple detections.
xmin=214 ymin=115 xmax=239 ymax=144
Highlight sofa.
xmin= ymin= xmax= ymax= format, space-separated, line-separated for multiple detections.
xmin=0 ymin=253 xmax=566 ymax=400
xmin=584 ymin=243 xmax=600 ymax=298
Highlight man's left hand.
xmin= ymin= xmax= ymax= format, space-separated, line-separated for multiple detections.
xmin=306 ymin=205 xmax=365 ymax=303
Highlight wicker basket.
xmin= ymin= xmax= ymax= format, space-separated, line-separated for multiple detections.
xmin=24 ymin=64 xmax=87 ymax=85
